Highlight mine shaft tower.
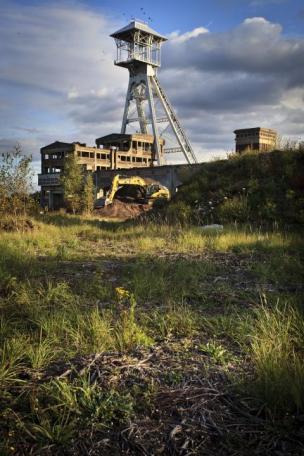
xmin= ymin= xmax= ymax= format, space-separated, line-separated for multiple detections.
xmin=111 ymin=20 xmax=198 ymax=165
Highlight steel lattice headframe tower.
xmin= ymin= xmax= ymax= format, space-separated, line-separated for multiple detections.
xmin=111 ymin=20 xmax=198 ymax=165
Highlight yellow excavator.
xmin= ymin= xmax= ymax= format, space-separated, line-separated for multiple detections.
xmin=104 ymin=174 xmax=170 ymax=206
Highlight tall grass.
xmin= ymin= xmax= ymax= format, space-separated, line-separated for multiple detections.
xmin=0 ymin=213 xmax=303 ymax=452
xmin=249 ymin=302 xmax=304 ymax=414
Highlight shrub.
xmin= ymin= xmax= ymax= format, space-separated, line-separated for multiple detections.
xmin=0 ymin=144 xmax=33 ymax=218
xmin=165 ymin=201 xmax=192 ymax=225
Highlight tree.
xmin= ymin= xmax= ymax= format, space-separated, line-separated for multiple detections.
xmin=0 ymin=144 xmax=33 ymax=217
xmin=60 ymin=153 xmax=83 ymax=214
xmin=82 ymin=173 xmax=95 ymax=214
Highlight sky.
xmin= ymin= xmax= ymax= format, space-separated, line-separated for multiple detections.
xmin=0 ymin=0 xmax=304 ymax=182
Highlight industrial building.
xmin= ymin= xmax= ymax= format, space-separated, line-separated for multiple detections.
xmin=95 ymin=133 xmax=165 ymax=167
xmin=234 ymin=127 xmax=277 ymax=153
xmin=39 ymin=134 xmax=161 ymax=209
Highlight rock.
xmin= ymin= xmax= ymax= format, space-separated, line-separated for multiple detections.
xmin=201 ymin=224 xmax=224 ymax=231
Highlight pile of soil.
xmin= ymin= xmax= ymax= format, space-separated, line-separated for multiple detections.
xmin=97 ymin=199 xmax=151 ymax=219
xmin=0 ymin=218 xmax=35 ymax=232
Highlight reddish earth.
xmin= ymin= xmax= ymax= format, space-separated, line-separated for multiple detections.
xmin=96 ymin=199 xmax=151 ymax=219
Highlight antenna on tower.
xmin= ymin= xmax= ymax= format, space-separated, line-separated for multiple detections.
xmin=111 ymin=20 xmax=197 ymax=165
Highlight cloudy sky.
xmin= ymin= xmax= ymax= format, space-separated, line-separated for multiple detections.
xmin=1 ymin=0 xmax=303 ymax=180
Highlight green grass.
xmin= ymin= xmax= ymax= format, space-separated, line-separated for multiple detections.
xmin=0 ymin=213 xmax=303 ymax=454
xmin=249 ymin=302 xmax=304 ymax=414
xmin=173 ymin=148 xmax=304 ymax=226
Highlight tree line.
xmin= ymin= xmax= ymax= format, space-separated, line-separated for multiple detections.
xmin=0 ymin=145 xmax=95 ymax=218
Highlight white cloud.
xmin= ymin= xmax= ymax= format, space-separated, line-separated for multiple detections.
xmin=250 ymin=0 xmax=287 ymax=6
xmin=0 ymin=2 xmax=303 ymax=170
xmin=169 ymin=27 xmax=209 ymax=43
xmin=0 ymin=0 xmax=126 ymax=160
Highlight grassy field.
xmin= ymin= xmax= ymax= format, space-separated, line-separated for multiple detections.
xmin=0 ymin=214 xmax=304 ymax=455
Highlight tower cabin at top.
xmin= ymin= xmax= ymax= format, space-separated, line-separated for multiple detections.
xmin=111 ymin=20 xmax=167 ymax=69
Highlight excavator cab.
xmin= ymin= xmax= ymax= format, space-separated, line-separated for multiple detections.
xmin=105 ymin=175 xmax=170 ymax=206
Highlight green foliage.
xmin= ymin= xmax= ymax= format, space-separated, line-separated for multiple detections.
xmin=147 ymin=305 xmax=198 ymax=339
xmin=44 ymin=376 xmax=134 ymax=428
xmin=165 ymin=200 xmax=192 ymax=225
xmin=200 ymin=340 xmax=232 ymax=365
xmin=61 ymin=154 xmax=96 ymax=214
xmin=217 ymin=195 xmax=250 ymax=223
xmin=60 ymin=153 xmax=83 ymax=214
xmin=0 ymin=144 xmax=33 ymax=218
xmin=114 ymin=287 xmax=153 ymax=350
xmin=82 ymin=173 xmax=95 ymax=214
xmin=173 ymin=149 xmax=304 ymax=226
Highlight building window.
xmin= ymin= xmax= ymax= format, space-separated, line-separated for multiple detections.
xmin=81 ymin=152 xmax=89 ymax=158
xmin=90 ymin=152 xmax=94 ymax=158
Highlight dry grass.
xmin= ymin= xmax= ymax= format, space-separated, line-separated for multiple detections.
xmin=0 ymin=214 xmax=303 ymax=455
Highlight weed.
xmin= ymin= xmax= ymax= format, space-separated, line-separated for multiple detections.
xmin=147 ymin=305 xmax=198 ymax=339
xmin=200 ymin=340 xmax=232 ymax=365
xmin=26 ymin=335 xmax=58 ymax=369
xmin=114 ymin=287 xmax=153 ymax=350
xmin=45 ymin=376 xmax=134 ymax=428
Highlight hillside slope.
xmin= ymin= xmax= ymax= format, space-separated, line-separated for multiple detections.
xmin=172 ymin=149 xmax=304 ymax=225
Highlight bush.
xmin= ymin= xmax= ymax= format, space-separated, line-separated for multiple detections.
xmin=165 ymin=201 xmax=192 ymax=225
xmin=216 ymin=195 xmax=250 ymax=223
xmin=0 ymin=144 xmax=33 ymax=218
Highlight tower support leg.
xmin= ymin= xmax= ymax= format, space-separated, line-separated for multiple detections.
xmin=146 ymin=75 xmax=163 ymax=165
xmin=121 ymin=79 xmax=132 ymax=134
xmin=152 ymin=76 xmax=197 ymax=164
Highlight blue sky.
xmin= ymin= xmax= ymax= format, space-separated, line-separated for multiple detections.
xmin=0 ymin=0 xmax=304 ymax=182
xmin=97 ymin=0 xmax=304 ymax=35
xmin=16 ymin=0 xmax=304 ymax=35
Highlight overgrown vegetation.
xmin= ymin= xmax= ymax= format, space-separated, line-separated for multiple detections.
xmin=171 ymin=149 xmax=304 ymax=226
xmin=61 ymin=154 xmax=95 ymax=214
xmin=0 ymin=214 xmax=303 ymax=454
xmin=0 ymin=144 xmax=35 ymax=223
xmin=0 ymin=149 xmax=303 ymax=454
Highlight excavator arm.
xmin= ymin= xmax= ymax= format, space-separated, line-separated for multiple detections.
xmin=105 ymin=175 xmax=148 ymax=206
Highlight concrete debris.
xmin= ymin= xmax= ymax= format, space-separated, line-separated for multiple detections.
xmin=201 ymin=224 xmax=224 ymax=231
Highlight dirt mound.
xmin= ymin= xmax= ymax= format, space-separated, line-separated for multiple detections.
xmin=0 ymin=218 xmax=35 ymax=232
xmin=97 ymin=199 xmax=151 ymax=219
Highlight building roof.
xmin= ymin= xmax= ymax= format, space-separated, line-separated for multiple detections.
xmin=96 ymin=134 xmax=131 ymax=143
xmin=111 ymin=20 xmax=167 ymax=42
xmin=40 ymin=141 xmax=74 ymax=151
xmin=234 ymin=127 xmax=277 ymax=134
xmin=96 ymin=133 xmax=155 ymax=142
